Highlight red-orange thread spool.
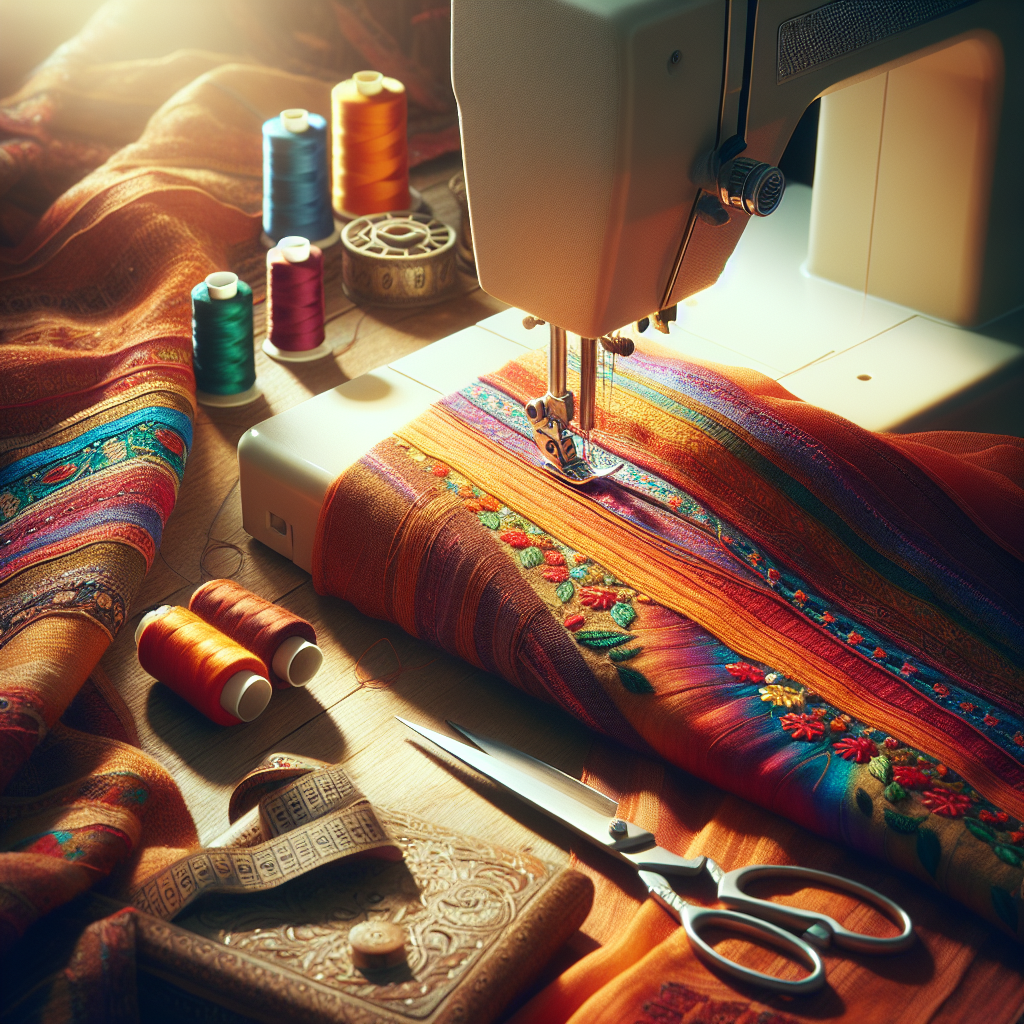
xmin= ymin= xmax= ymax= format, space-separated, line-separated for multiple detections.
xmin=332 ymin=70 xmax=409 ymax=217
xmin=189 ymin=579 xmax=322 ymax=689
xmin=135 ymin=605 xmax=272 ymax=726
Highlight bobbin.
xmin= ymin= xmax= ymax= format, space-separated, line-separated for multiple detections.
xmin=135 ymin=606 xmax=273 ymax=723
xmin=262 ymin=236 xmax=333 ymax=363
xmin=194 ymin=272 xmax=262 ymax=408
xmin=341 ymin=212 xmax=458 ymax=307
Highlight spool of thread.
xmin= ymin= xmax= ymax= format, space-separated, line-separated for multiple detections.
xmin=135 ymin=606 xmax=272 ymax=725
xmin=189 ymin=578 xmax=323 ymax=689
xmin=262 ymin=236 xmax=331 ymax=362
xmin=332 ymin=71 xmax=421 ymax=218
xmin=192 ymin=272 xmax=262 ymax=408
xmin=263 ymin=108 xmax=338 ymax=249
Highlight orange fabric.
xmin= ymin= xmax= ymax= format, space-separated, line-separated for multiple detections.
xmin=513 ymin=744 xmax=1024 ymax=1024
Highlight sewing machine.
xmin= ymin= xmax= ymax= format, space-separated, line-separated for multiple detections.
xmin=239 ymin=0 xmax=1023 ymax=565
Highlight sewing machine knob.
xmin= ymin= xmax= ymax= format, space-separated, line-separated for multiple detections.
xmin=522 ymin=315 xmax=546 ymax=330
xmin=718 ymin=157 xmax=785 ymax=217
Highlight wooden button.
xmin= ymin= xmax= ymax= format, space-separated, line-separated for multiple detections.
xmin=349 ymin=920 xmax=407 ymax=970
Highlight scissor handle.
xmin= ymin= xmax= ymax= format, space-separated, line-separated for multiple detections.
xmin=644 ymin=875 xmax=825 ymax=994
xmin=717 ymin=864 xmax=915 ymax=954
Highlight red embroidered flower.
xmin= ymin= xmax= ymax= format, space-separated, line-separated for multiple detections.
xmin=829 ymin=718 xmax=847 ymax=733
xmin=932 ymin=683 xmax=949 ymax=697
xmin=983 ymin=714 xmax=1000 ymax=727
xmin=1015 ymin=732 xmax=1024 ymax=747
xmin=811 ymin=706 xmax=828 ymax=718
xmin=478 ymin=494 xmax=500 ymax=512
xmin=900 ymin=662 xmax=917 ymax=676
xmin=726 ymin=662 xmax=766 ymax=684
xmin=921 ymin=789 xmax=972 ymax=817
xmin=573 ymin=553 xmax=589 ymax=564
xmin=793 ymin=590 xmax=807 ymax=605
xmin=821 ymin=611 xmax=835 ymax=624
xmin=834 ymin=736 xmax=878 ymax=763
xmin=893 ymin=767 xmax=930 ymax=789
xmin=846 ymin=631 xmax=863 ymax=645
xmin=936 ymin=763 xmax=948 ymax=776
xmin=42 ymin=463 xmax=77 ymax=484
xmin=154 ymin=428 xmax=185 ymax=456
xmin=1010 ymin=830 xmax=1024 ymax=846
xmin=431 ymin=462 xmax=449 ymax=477
xmin=959 ymin=702 xmax=975 ymax=713
xmin=883 ymin=737 xmax=901 ymax=750
xmin=544 ymin=551 xmax=566 ymax=566
xmin=501 ymin=530 xmax=532 ymax=549
xmin=668 ymin=496 xmax=682 ymax=510
xmin=564 ymin=614 xmax=585 ymax=631
xmin=721 ymin=534 xmax=734 ymax=545
xmin=747 ymin=552 xmax=763 ymax=566
xmin=780 ymin=713 xmax=825 ymax=742
xmin=978 ymin=810 xmax=1009 ymax=825
xmin=767 ymin=568 xmax=780 ymax=582
xmin=543 ymin=567 xmax=570 ymax=583
xmin=580 ymin=586 xmax=618 ymax=610
xmin=531 ymin=537 xmax=556 ymax=550
xmin=871 ymin=647 xmax=887 ymax=660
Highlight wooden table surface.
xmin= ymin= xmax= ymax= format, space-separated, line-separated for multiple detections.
xmin=99 ymin=152 xmax=595 ymax=880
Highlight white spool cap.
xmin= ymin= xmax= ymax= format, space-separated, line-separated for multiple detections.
xmin=220 ymin=670 xmax=273 ymax=722
xmin=281 ymin=108 xmax=310 ymax=133
xmin=206 ymin=272 xmax=238 ymax=300
xmin=354 ymin=71 xmax=384 ymax=96
xmin=272 ymin=635 xmax=324 ymax=687
xmin=278 ymin=236 xmax=311 ymax=263
xmin=135 ymin=605 xmax=173 ymax=646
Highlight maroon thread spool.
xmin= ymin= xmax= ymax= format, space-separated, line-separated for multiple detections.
xmin=262 ymin=235 xmax=331 ymax=362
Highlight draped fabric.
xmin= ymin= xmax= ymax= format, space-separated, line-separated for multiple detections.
xmin=313 ymin=341 xmax=1024 ymax=953
xmin=0 ymin=0 xmax=460 ymax=997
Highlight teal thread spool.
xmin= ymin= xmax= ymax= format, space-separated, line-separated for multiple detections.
xmin=192 ymin=272 xmax=262 ymax=408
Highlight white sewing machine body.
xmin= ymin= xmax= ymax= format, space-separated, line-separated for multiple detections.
xmin=238 ymin=183 xmax=1022 ymax=573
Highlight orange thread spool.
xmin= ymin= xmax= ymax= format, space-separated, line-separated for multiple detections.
xmin=332 ymin=70 xmax=409 ymax=217
xmin=135 ymin=606 xmax=272 ymax=726
xmin=189 ymin=579 xmax=322 ymax=689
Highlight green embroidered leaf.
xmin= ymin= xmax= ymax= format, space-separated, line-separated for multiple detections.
xmin=519 ymin=547 xmax=543 ymax=569
xmin=991 ymin=886 xmax=1019 ymax=934
xmin=555 ymin=581 xmax=575 ymax=603
xmin=575 ymin=630 xmax=634 ymax=650
xmin=883 ymin=808 xmax=925 ymax=834
xmin=916 ymin=828 xmax=941 ymax=877
xmin=616 ymin=666 xmax=654 ymax=694
xmin=993 ymin=844 xmax=1024 ymax=868
xmin=855 ymin=788 xmax=873 ymax=817
xmin=609 ymin=646 xmax=643 ymax=663
xmin=883 ymin=782 xmax=908 ymax=804
xmin=963 ymin=817 xmax=997 ymax=843
xmin=867 ymin=755 xmax=892 ymax=784
xmin=609 ymin=602 xmax=636 ymax=629
xmin=478 ymin=511 xmax=501 ymax=530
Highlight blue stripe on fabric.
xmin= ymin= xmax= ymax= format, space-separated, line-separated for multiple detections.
xmin=0 ymin=407 xmax=192 ymax=487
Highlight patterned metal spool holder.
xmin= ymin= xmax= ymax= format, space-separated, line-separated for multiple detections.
xmin=341 ymin=212 xmax=458 ymax=307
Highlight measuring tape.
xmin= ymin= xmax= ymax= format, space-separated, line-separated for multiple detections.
xmin=129 ymin=759 xmax=401 ymax=920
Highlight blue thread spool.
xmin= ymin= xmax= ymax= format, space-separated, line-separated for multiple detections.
xmin=262 ymin=108 xmax=338 ymax=249
xmin=192 ymin=272 xmax=262 ymax=408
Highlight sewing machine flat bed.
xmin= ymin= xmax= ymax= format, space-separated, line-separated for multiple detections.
xmin=238 ymin=184 xmax=1023 ymax=574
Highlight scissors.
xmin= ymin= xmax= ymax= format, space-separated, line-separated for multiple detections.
xmin=398 ymin=717 xmax=915 ymax=995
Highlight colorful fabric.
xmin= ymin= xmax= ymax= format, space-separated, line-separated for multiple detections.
xmin=313 ymin=342 xmax=1024 ymax=942
xmin=509 ymin=744 xmax=1024 ymax=1024
xmin=0 ymin=0 xmax=461 ymax=971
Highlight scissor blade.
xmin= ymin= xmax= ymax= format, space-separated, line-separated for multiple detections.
xmin=398 ymin=717 xmax=653 ymax=855
xmin=446 ymin=720 xmax=618 ymax=818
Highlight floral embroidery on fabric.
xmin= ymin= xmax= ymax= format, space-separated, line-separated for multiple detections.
xmin=456 ymin=379 xmax=1023 ymax=758
xmin=635 ymin=981 xmax=801 ymax=1024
